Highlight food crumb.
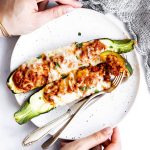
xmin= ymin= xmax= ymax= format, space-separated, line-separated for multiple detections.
xmin=78 ymin=32 xmax=81 ymax=36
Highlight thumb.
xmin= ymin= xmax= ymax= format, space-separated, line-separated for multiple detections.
xmin=78 ymin=127 xmax=113 ymax=150
xmin=36 ymin=5 xmax=75 ymax=27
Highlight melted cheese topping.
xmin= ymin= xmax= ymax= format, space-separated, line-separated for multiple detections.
xmin=43 ymin=63 xmax=112 ymax=106
xmin=30 ymin=52 xmax=128 ymax=107
xmin=10 ymin=40 xmax=106 ymax=93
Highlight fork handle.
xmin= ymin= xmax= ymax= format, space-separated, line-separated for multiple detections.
xmin=41 ymin=117 xmax=73 ymax=149
xmin=23 ymin=111 xmax=71 ymax=146
xmin=23 ymin=100 xmax=86 ymax=146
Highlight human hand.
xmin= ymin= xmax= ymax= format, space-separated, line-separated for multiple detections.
xmin=60 ymin=127 xmax=121 ymax=150
xmin=0 ymin=0 xmax=82 ymax=36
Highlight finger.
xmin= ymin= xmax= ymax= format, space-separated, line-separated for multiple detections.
xmin=36 ymin=5 xmax=75 ymax=27
xmin=38 ymin=0 xmax=49 ymax=11
xmin=105 ymin=128 xmax=121 ymax=150
xmin=77 ymin=127 xmax=113 ymax=150
xmin=91 ymin=145 xmax=102 ymax=150
xmin=102 ymin=139 xmax=111 ymax=148
xmin=60 ymin=142 xmax=67 ymax=147
xmin=111 ymin=127 xmax=121 ymax=144
xmin=54 ymin=0 xmax=82 ymax=7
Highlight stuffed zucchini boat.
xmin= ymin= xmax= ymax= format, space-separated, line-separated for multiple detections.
xmin=7 ymin=39 xmax=135 ymax=94
xmin=14 ymin=51 xmax=133 ymax=124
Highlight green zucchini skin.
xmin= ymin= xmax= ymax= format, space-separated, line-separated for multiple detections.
xmin=14 ymin=100 xmax=39 ymax=125
xmin=14 ymin=55 xmax=133 ymax=125
xmin=100 ymin=38 xmax=135 ymax=54
xmin=14 ymin=101 xmax=53 ymax=125
xmin=125 ymin=59 xmax=133 ymax=76
xmin=7 ymin=39 xmax=135 ymax=94
xmin=7 ymin=70 xmax=17 ymax=94
xmin=14 ymin=90 xmax=54 ymax=125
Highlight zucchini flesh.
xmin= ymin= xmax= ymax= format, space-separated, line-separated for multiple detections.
xmin=14 ymin=51 xmax=133 ymax=124
xmin=14 ymin=90 xmax=53 ymax=124
xmin=7 ymin=38 xmax=135 ymax=94
xmin=14 ymin=76 xmax=110 ymax=125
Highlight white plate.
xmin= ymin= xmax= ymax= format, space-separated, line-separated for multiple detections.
xmin=11 ymin=8 xmax=140 ymax=140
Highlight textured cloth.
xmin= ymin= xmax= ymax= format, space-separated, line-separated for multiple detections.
xmin=81 ymin=0 xmax=150 ymax=88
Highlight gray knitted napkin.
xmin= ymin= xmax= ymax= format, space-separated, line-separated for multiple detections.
xmin=80 ymin=0 xmax=150 ymax=88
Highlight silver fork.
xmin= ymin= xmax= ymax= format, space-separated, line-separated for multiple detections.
xmin=22 ymin=99 xmax=88 ymax=146
xmin=41 ymin=72 xmax=125 ymax=149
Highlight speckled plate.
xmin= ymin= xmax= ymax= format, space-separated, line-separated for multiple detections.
xmin=10 ymin=8 xmax=140 ymax=140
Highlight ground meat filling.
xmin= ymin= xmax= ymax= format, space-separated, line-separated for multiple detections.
xmin=106 ymin=55 xmax=126 ymax=76
xmin=43 ymin=54 xmax=127 ymax=104
xmin=12 ymin=40 xmax=106 ymax=92
xmin=43 ymin=62 xmax=117 ymax=103
xmin=13 ymin=55 xmax=50 ymax=92
xmin=78 ymin=40 xmax=106 ymax=63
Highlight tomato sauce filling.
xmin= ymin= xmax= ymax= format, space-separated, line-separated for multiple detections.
xmin=43 ymin=55 xmax=127 ymax=104
xmin=12 ymin=40 xmax=106 ymax=92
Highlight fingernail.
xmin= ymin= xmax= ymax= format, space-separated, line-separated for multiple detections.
xmin=102 ymin=127 xmax=113 ymax=135
xmin=66 ymin=7 xmax=75 ymax=13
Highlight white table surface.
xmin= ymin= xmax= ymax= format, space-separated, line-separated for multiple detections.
xmin=0 ymin=18 xmax=150 ymax=150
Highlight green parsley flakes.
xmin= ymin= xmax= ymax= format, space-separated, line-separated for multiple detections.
xmin=78 ymin=32 xmax=82 ymax=36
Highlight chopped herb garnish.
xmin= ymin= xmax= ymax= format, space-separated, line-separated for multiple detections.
xmin=80 ymin=86 xmax=87 ymax=91
xmin=76 ymin=43 xmax=83 ymax=48
xmin=76 ymin=56 xmax=79 ymax=59
xmin=89 ymin=86 xmax=94 ymax=89
xmin=117 ymin=48 xmax=121 ymax=53
xmin=109 ymin=46 xmax=113 ymax=48
xmin=81 ymin=66 xmax=86 ymax=69
xmin=78 ymin=32 xmax=82 ymax=36
xmin=37 ymin=55 xmax=42 ymax=59
xmin=61 ymin=74 xmax=68 ymax=79
xmin=39 ymin=97 xmax=42 ymax=100
xmin=55 ymin=62 xmax=60 ymax=68
xmin=94 ymin=89 xmax=99 ymax=93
